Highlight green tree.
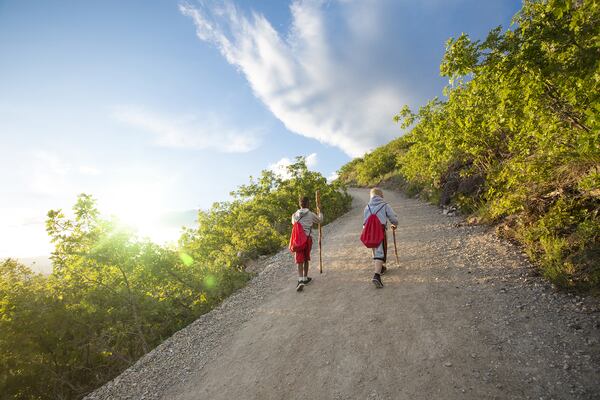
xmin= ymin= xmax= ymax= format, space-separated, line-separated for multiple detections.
xmin=1 ymin=158 xmax=351 ymax=399
xmin=338 ymin=0 xmax=599 ymax=290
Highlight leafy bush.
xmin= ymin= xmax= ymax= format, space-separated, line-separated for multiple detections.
xmin=338 ymin=0 xmax=599 ymax=291
xmin=180 ymin=157 xmax=351 ymax=267
xmin=0 ymin=158 xmax=351 ymax=398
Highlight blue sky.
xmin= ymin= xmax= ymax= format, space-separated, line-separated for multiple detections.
xmin=0 ymin=0 xmax=522 ymax=258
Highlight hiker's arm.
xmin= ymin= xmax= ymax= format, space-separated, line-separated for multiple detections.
xmin=386 ymin=205 xmax=399 ymax=226
xmin=313 ymin=211 xmax=323 ymax=224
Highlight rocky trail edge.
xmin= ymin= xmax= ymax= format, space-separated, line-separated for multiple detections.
xmin=87 ymin=188 xmax=600 ymax=400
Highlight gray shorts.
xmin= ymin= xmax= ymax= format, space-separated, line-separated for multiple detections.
xmin=372 ymin=229 xmax=387 ymax=262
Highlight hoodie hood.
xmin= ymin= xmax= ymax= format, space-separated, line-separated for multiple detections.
xmin=364 ymin=195 xmax=398 ymax=226
xmin=297 ymin=208 xmax=310 ymax=216
xmin=368 ymin=195 xmax=386 ymax=210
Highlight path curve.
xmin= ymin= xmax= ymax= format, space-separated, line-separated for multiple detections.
xmin=87 ymin=189 xmax=600 ymax=400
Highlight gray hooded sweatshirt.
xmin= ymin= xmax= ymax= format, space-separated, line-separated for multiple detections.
xmin=291 ymin=208 xmax=323 ymax=237
xmin=363 ymin=195 xmax=398 ymax=228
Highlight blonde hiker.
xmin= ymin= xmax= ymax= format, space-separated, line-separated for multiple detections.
xmin=362 ymin=188 xmax=398 ymax=288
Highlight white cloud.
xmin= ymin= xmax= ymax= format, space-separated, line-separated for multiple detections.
xmin=180 ymin=0 xmax=409 ymax=157
xmin=112 ymin=105 xmax=262 ymax=153
xmin=268 ymin=157 xmax=294 ymax=179
xmin=305 ymin=152 xmax=318 ymax=168
xmin=19 ymin=151 xmax=102 ymax=197
xmin=326 ymin=171 xmax=339 ymax=182
xmin=268 ymin=153 xmax=318 ymax=179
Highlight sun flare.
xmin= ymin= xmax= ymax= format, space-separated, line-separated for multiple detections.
xmin=101 ymin=183 xmax=179 ymax=245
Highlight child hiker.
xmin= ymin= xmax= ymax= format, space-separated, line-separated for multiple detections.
xmin=291 ymin=196 xmax=323 ymax=292
xmin=363 ymin=188 xmax=398 ymax=288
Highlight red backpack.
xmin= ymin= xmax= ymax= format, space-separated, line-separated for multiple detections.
xmin=289 ymin=214 xmax=309 ymax=252
xmin=360 ymin=204 xmax=386 ymax=248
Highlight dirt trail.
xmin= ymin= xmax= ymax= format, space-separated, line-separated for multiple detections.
xmin=88 ymin=188 xmax=600 ymax=400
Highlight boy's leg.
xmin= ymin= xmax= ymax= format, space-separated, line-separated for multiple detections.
xmin=303 ymin=261 xmax=312 ymax=284
xmin=381 ymin=231 xmax=388 ymax=275
xmin=296 ymin=263 xmax=305 ymax=291
xmin=295 ymin=246 xmax=305 ymax=291
xmin=372 ymin=241 xmax=385 ymax=288
xmin=303 ymin=236 xmax=312 ymax=283
xmin=374 ymin=259 xmax=384 ymax=274
xmin=373 ymin=241 xmax=385 ymax=273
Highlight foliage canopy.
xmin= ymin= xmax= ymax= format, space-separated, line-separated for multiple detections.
xmin=0 ymin=158 xmax=351 ymax=399
xmin=339 ymin=0 xmax=599 ymax=291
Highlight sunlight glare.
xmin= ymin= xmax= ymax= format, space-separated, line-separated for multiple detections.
xmin=102 ymin=182 xmax=180 ymax=245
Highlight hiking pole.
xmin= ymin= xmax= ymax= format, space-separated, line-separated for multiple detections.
xmin=392 ymin=226 xmax=400 ymax=267
xmin=316 ymin=190 xmax=323 ymax=274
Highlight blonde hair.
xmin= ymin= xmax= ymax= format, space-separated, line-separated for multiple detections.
xmin=370 ymin=187 xmax=384 ymax=198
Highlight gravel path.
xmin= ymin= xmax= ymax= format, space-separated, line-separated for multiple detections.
xmin=86 ymin=188 xmax=600 ymax=400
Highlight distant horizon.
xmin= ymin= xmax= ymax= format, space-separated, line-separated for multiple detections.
xmin=1 ymin=206 xmax=199 ymax=261
xmin=0 ymin=0 xmax=522 ymax=261
xmin=12 ymin=256 xmax=53 ymax=274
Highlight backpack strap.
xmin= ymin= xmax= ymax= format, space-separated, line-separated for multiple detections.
xmin=368 ymin=203 xmax=387 ymax=216
xmin=296 ymin=212 xmax=312 ymax=237
xmin=367 ymin=203 xmax=388 ymax=232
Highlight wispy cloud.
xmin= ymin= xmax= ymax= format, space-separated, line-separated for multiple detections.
xmin=112 ymin=105 xmax=262 ymax=153
xmin=21 ymin=151 xmax=102 ymax=197
xmin=180 ymin=0 xmax=409 ymax=157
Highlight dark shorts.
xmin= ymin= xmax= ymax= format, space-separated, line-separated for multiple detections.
xmin=294 ymin=236 xmax=313 ymax=264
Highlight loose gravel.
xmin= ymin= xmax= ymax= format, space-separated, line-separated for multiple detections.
xmin=86 ymin=189 xmax=600 ymax=400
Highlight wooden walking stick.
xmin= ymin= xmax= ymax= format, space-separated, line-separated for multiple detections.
xmin=392 ymin=226 xmax=400 ymax=267
xmin=315 ymin=190 xmax=323 ymax=273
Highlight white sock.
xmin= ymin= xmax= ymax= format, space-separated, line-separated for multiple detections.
xmin=298 ymin=277 xmax=304 ymax=282
xmin=303 ymin=277 xmax=308 ymax=282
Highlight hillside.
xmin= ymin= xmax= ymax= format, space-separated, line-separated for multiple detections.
xmin=0 ymin=158 xmax=352 ymax=399
xmin=86 ymin=188 xmax=600 ymax=400
xmin=338 ymin=0 xmax=599 ymax=292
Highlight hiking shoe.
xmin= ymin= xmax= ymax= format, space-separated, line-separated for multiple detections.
xmin=372 ymin=274 xmax=384 ymax=288
xmin=380 ymin=265 xmax=387 ymax=275
xmin=304 ymin=277 xmax=312 ymax=284
xmin=296 ymin=281 xmax=305 ymax=292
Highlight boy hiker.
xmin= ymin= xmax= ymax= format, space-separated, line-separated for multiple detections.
xmin=291 ymin=196 xmax=323 ymax=292
xmin=363 ymin=188 xmax=398 ymax=288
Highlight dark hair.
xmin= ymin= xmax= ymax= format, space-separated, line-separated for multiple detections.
xmin=299 ymin=196 xmax=310 ymax=208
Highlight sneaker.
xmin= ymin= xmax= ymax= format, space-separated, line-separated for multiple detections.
xmin=296 ymin=281 xmax=305 ymax=292
xmin=372 ymin=274 xmax=384 ymax=288
xmin=380 ymin=265 xmax=387 ymax=275
xmin=304 ymin=277 xmax=312 ymax=284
